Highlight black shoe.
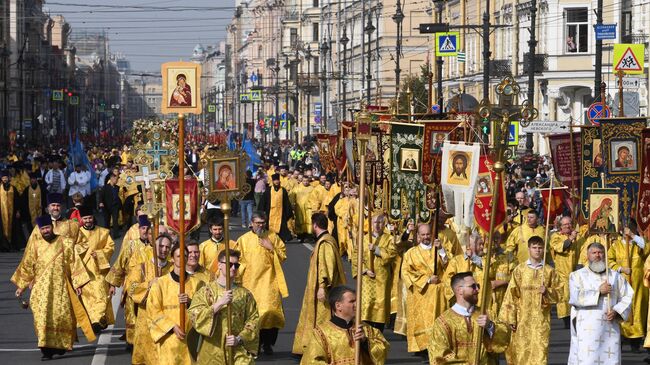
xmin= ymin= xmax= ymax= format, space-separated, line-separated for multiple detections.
xmin=263 ymin=344 xmax=274 ymax=355
xmin=125 ymin=343 xmax=133 ymax=352
xmin=643 ymin=356 xmax=650 ymax=363
xmin=118 ymin=333 xmax=126 ymax=341
xmin=40 ymin=354 xmax=53 ymax=361
xmin=40 ymin=348 xmax=54 ymax=361
xmin=92 ymin=322 xmax=103 ymax=335
xmin=563 ymin=317 xmax=570 ymax=329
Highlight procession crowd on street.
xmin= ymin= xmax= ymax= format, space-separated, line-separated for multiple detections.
xmin=1 ymin=135 xmax=644 ymax=365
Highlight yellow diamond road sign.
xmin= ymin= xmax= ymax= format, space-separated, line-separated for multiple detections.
xmin=614 ymin=43 xmax=644 ymax=75
xmin=435 ymin=32 xmax=459 ymax=57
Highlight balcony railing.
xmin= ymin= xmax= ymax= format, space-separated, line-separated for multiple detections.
xmin=297 ymin=73 xmax=320 ymax=90
xmin=522 ymin=53 xmax=548 ymax=74
xmin=622 ymin=33 xmax=648 ymax=44
xmin=489 ymin=59 xmax=512 ymax=77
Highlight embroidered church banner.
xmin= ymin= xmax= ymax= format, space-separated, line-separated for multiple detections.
xmin=580 ymin=126 xmax=604 ymax=222
xmin=421 ymin=121 xmax=461 ymax=184
xmin=441 ymin=143 xmax=481 ymax=228
xmin=473 ymin=155 xmax=507 ymax=233
xmin=547 ymin=132 xmax=581 ymax=191
xmin=637 ymin=129 xmax=650 ymax=231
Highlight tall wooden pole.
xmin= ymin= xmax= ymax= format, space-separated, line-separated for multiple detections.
xmin=540 ymin=173 xmax=554 ymax=305
xmin=355 ymin=139 xmax=368 ymax=365
xmin=152 ymin=211 xmax=160 ymax=277
xmin=221 ymin=200 xmax=234 ymax=364
xmin=178 ymin=113 xmax=186 ymax=328
xmin=368 ymin=165 xmax=375 ymax=273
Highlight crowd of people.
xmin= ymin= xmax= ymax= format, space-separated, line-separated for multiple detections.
xmin=2 ymin=138 xmax=645 ymax=365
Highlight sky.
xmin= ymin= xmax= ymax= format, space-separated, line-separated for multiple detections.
xmin=44 ymin=1 xmax=236 ymax=72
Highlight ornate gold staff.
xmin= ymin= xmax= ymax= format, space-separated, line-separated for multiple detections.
xmin=354 ymin=103 xmax=372 ymax=365
xmin=221 ymin=199 xmax=234 ymax=364
xmin=178 ymin=113 xmax=187 ymax=329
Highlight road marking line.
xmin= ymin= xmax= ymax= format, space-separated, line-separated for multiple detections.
xmin=0 ymin=344 xmax=96 ymax=352
xmin=302 ymin=242 xmax=314 ymax=251
xmin=91 ymin=287 xmax=122 ymax=365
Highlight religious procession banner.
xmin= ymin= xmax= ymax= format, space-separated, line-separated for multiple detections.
xmin=540 ymin=187 xmax=569 ymax=225
xmin=547 ymin=133 xmax=581 ymax=191
xmin=637 ymin=129 xmax=650 ymax=231
xmin=316 ymin=134 xmax=338 ymax=173
xmin=421 ymin=120 xmax=460 ymax=184
xmin=441 ymin=143 xmax=481 ymax=228
xmin=588 ymin=188 xmax=619 ymax=234
xmin=580 ymin=126 xmax=604 ymax=222
xmin=388 ymin=123 xmax=429 ymax=223
xmin=473 ymin=155 xmax=506 ymax=233
xmin=164 ymin=178 xmax=201 ymax=234
xmin=601 ymin=118 xmax=645 ymax=225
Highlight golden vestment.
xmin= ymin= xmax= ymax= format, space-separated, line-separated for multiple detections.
xmin=333 ymin=196 xmax=353 ymax=256
xmin=642 ymin=255 xmax=650 ymax=347
xmin=11 ymin=234 xmax=91 ymax=350
xmin=293 ymin=232 xmax=346 ymax=354
xmin=0 ymin=184 xmax=15 ymax=240
xmin=301 ymin=320 xmax=390 ymax=365
xmin=268 ymin=186 xmax=284 ymax=235
xmin=78 ymin=225 xmax=115 ymax=325
xmin=549 ymin=230 xmax=583 ymax=318
xmin=237 ymin=230 xmax=288 ymax=329
xmin=26 ymin=184 xmax=42 ymax=225
xmin=428 ymin=307 xmax=510 ymax=365
xmin=148 ymin=272 xmax=203 ymax=365
xmin=499 ymin=262 xmax=562 ymax=365
xmin=189 ymin=265 xmax=215 ymax=284
xmin=188 ymin=282 xmax=259 ymax=364
xmin=198 ymin=237 xmax=239 ymax=274
xmin=608 ymin=237 xmax=648 ymax=339
xmin=505 ymin=224 xmax=545 ymax=263
xmin=351 ymin=232 xmax=397 ymax=324
xmin=401 ymin=245 xmax=449 ymax=352
xmin=444 ymin=254 xmax=497 ymax=314
xmin=126 ymin=245 xmax=172 ymax=365
xmin=290 ymin=184 xmax=314 ymax=234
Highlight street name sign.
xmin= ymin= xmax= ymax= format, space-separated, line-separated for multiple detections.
xmin=595 ymin=24 xmax=617 ymax=40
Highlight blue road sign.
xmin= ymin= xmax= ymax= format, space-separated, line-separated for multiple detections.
xmin=595 ymin=24 xmax=617 ymax=40
xmin=587 ymin=102 xmax=611 ymax=125
xmin=431 ymin=104 xmax=441 ymax=114
xmin=250 ymin=73 xmax=258 ymax=83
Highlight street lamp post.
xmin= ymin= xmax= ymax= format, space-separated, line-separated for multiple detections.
xmin=392 ymin=0 xmax=404 ymax=103
xmin=435 ymin=0 xmax=444 ymax=109
xmin=305 ymin=45 xmax=312 ymax=139
xmin=320 ymin=39 xmax=329 ymax=132
xmin=284 ymin=55 xmax=290 ymax=140
xmin=273 ymin=59 xmax=281 ymax=140
xmin=364 ymin=13 xmax=375 ymax=104
xmin=340 ymin=28 xmax=349 ymax=122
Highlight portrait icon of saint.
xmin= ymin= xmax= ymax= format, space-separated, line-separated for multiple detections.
xmin=170 ymin=73 xmax=192 ymax=107
xmin=590 ymin=197 xmax=616 ymax=233
xmin=215 ymin=164 xmax=236 ymax=190
xmin=450 ymin=153 xmax=469 ymax=179
xmin=477 ymin=177 xmax=491 ymax=194
xmin=614 ymin=145 xmax=633 ymax=169
xmin=402 ymin=152 xmax=418 ymax=170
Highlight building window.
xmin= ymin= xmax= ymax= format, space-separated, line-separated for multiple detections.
xmin=565 ymin=8 xmax=588 ymax=53
xmin=313 ymin=0 xmax=319 ymax=7
xmin=313 ymin=23 xmax=319 ymax=42
xmin=290 ymin=28 xmax=298 ymax=46
xmin=622 ymin=11 xmax=632 ymax=43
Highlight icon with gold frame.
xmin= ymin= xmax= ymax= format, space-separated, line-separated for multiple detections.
xmin=201 ymin=148 xmax=251 ymax=202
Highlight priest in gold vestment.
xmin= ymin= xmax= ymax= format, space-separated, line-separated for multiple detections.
xmin=258 ymin=173 xmax=294 ymax=242
xmin=293 ymin=212 xmax=346 ymax=355
xmin=11 ymin=215 xmax=91 ymax=360
xmin=499 ymin=236 xmax=562 ymax=365
xmin=105 ymin=215 xmax=152 ymax=345
xmin=21 ymin=172 xmax=43 ymax=228
xmin=237 ymin=211 xmax=289 ymax=355
xmin=608 ymin=222 xmax=648 ymax=351
xmin=148 ymin=242 xmax=204 ymax=365
xmin=401 ymin=224 xmax=452 ymax=356
xmin=333 ymin=183 xmax=353 ymax=256
xmin=126 ymin=232 xmax=173 ymax=365
xmin=549 ymin=216 xmax=582 ymax=328
xmin=351 ymin=213 xmax=397 ymax=330
xmin=78 ymin=206 xmax=115 ymax=332
xmin=186 ymin=240 xmax=215 ymax=284
xmin=199 ymin=216 xmax=238 ymax=274
xmin=189 ymin=249 xmax=260 ymax=364
xmin=290 ymin=177 xmax=314 ymax=238
xmin=428 ymin=272 xmax=510 ymax=365
xmin=505 ymin=210 xmax=545 ymax=264
xmin=0 ymin=170 xmax=23 ymax=251
xmin=301 ymin=286 xmax=389 ymax=365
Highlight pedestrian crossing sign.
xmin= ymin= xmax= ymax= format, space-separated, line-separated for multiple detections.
xmin=508 ymin=121 xmax=520 ymax=146
xmin=614 ymin=44 xmax=644 ymax=74
xmin=240 ymin=93 xmax=251 ymax=102
xmin=435 ymin=32 xmax=459 ymax=57
xmin=251 ymin=90 xmax=262 ymax=101
xmin=52 ymin=89 xmax=63 ymax=101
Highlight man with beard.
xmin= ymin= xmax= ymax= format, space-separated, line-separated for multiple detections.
xmin=292 ymin=212 xmax=346 ymax=355
xmin=428 ymin=272 xmax=510 ymax=364
xmin=126 ymin=232 xmax=172 ymax=365
xmin=11 ymin=215 xmax=91 ymax=360
xmin=568 ymin=242 xmax=633 ymax=365
xmin=25 ymin=193 xmax=85 ymax=248
xmin=258 ymin=173 xmax=294 ymax=242
xmin=301 ymin=286 xmax=389 ymax=364
xmin=236 ymin=211 xmax=288 ymax=355
xmin=77 ymin=205 xmax=115 ymax=333
xmin=0 ymin=170 xmax=23 ymax=251
xmin=105 ymin=215 xmax=152 ymax=348
xmin=449 ymin=153 xmax=468 ymax=179
xmin=499 ymin=236 xmax=562 ymax=365
xmin=199 ymin=216 xmax=238 ymax=274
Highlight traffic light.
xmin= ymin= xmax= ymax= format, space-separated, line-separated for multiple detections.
xmin=481 ymin=117 xmax=490 ymax=135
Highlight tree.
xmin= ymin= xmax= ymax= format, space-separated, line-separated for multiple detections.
xmin=397 ymin=65 xmax=430 ymax=114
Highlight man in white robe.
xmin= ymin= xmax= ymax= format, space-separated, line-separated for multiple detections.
xmin=568 ymin=242 xmax=633 ymax=365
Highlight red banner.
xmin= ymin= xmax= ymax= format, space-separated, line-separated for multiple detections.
xmin=473 ymin=155 xmax=506 ymax=233
xmin=165 ymin=178 xmax=200 ymax=234
xmin=637 ymin=129 xmax=650 ymax=231
xmin=422 ymin=121 xmax=461 ymax=184
xmin=547 ymin=133 xmax=581 ymax=190
xmin=540 ymin=187 xmax=569 ymax=225
xmin=316 ymin=133 xmax=337 ymax=173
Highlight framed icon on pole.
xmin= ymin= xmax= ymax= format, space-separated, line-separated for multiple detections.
xmin=161 ymin=61 xmax=202 ymax=114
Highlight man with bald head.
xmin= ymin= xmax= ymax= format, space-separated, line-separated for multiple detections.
xmin=400 ymin=223 xmax=450 ymax=359
xmin=550 ymin=215 xmax=581 ymax=328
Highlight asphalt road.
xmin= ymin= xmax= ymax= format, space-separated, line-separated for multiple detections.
xmin=1 ymin=216 xmax=648 ymax=364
